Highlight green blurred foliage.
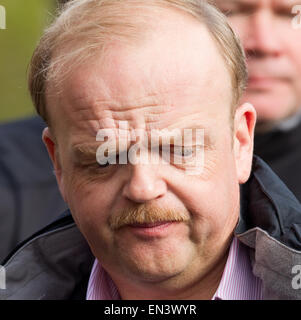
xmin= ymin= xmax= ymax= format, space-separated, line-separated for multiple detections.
xmin=0 ymin=0 xmax=55 ymax=123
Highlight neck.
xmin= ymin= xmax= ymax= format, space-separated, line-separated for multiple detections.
xmin=110 ymin=246 xmax=230 ymax=300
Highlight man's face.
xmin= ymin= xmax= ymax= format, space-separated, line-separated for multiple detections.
xmin=44 ymin=11 xmax=255 ymax=297
xmin=215 ymin=0 xmax=301 ymax=124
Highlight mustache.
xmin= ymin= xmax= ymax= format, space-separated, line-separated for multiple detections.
xmin=109 ymin=204 xmax=190 ymax=230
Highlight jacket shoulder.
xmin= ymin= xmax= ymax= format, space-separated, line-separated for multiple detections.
xmin=0 ymin=211 xmax=94 ymax=300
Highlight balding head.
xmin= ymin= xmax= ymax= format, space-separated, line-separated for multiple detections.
xmin=29 ymin=0 xmax=247 ymax=127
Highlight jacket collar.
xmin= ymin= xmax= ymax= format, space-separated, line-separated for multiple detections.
xmin=238 ymin=155 xmax=301 ymax=250
xmin=236 ymin=156 xmax=301 ymax=299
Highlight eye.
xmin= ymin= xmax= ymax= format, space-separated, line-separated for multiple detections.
xmin=182 ymin=147 xmax=194 ymax=157
xmin=276 ymin=8 xmax=294 ymax=19
xmin=172 ymin=146 xmax=194 ymax=158
xmin=96 ymin=152 xmax=119 ymax=168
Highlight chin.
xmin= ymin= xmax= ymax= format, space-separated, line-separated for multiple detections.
xmin=119 ymin=246 xmax=193 ymax=283
xmin=130 ymin=266 xmax=184 ymax=283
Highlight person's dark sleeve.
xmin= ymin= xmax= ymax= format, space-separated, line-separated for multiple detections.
xmin=0 ymin=116 xmax=67 ymax=263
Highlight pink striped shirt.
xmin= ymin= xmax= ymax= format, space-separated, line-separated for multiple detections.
xmin=86 ymin=237 xmax=263 ymax=300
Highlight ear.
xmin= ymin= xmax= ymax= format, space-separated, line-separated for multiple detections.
xmin=233 ymin=103 xmax=257 ymax=184
xmin=42 ymin=127 xmax=67 ymax=202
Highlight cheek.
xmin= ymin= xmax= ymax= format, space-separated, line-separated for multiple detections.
xmin=63 ymin=169 xmax=116 ymax=231
xmin=206 ymin=150 xmax=240 ymax=225
xmin=184 ymin=151 xmax=239 ymax=242
xmin=65 ymin=176 xmax=118 ymax=260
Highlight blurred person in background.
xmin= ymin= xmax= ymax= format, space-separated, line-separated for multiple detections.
xmin=0 ymin=0 xmax=67 ymax=262
xmin=214 ymin=0 xmax=301 ymax=201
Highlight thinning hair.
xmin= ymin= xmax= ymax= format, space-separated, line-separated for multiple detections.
xmin=28 ymin=0 xmax=248 ymax=125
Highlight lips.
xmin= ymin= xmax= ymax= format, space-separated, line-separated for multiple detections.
xmin=129 ymin=222 xmax=172 ymax=228
xmin=124 ymin=221 xmax=177 ymax=238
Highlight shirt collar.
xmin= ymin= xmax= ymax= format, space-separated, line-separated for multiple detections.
xmin=86 ymin=260 xmax=120 ymax=300
xmin=87 ymin=237 xmax=262 ymax=300
xmin=213 ymin=237 xmax=262 ymax=300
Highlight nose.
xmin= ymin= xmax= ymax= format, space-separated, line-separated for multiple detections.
xmin=122 ymin=164 xmax=167 ymax=203
xmin=244 ymin=10 xmax=282 ymax=58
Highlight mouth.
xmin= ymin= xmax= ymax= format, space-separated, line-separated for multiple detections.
xmin=125 ymin=221 xmax=178 ymax=238
xmin=129 ymin=222 xmax=173 ymax=228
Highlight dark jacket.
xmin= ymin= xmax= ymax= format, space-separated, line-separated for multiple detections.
xmin=0 ymin=116 xmax=67 ymax=262
xmin=1 ymin=156 xmax=301 ymax=300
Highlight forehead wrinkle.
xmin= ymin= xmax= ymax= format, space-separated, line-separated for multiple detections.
xmin=83 ymin=104 xmax=171 ymax=131
xmin=97 ymin=83 xmax=201 ymax=116
xmin=64 ymin=77 xmax=228 ymax=137
xmin=67 ymin=86 xmax=189 ymax=132
xmin=54 ymin=11 xmax=232 ymax=143
xmin=61 ymin=30 xmax=229 ymax=125
xmin=66 ymin=82 xmax=176 ymax=120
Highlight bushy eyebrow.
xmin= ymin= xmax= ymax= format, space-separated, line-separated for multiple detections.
xmin=71 ymin=126 xmax=211 ymax=162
